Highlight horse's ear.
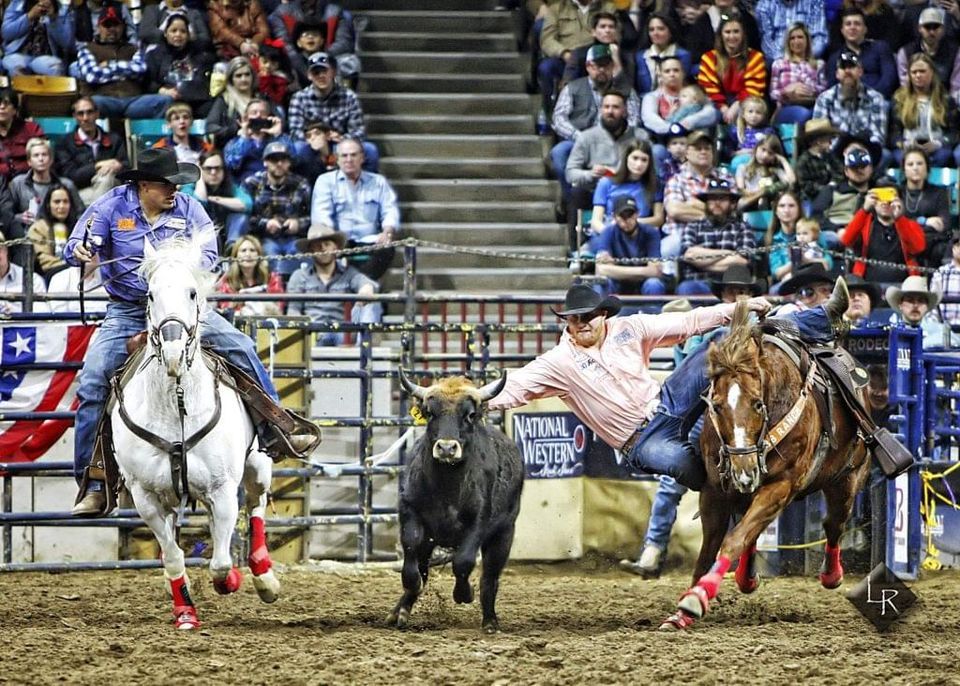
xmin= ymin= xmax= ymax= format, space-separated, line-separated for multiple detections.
xmin=143 ymin=238 xmax=157 ymax=259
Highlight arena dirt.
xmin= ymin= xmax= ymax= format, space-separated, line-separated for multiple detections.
xmin=1 ymin=561 xmax=957 ymax=686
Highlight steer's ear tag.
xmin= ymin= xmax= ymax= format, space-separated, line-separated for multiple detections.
xmin=409 ymin=405 xmax=427 ymax=425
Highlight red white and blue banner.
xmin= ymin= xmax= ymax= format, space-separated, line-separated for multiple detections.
xmin=0 ymin=324 xmax=96 ymax=462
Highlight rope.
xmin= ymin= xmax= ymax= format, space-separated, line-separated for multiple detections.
xmin=0 ymin=235 xmax=937 ymax=276
xmin=920 ymin=461 xmax=960 ymax=571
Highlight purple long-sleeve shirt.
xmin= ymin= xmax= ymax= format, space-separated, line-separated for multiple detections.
xmin=63 ymin=185 xmax=217 ymax=302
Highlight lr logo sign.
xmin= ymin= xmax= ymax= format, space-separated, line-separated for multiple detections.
xmin=846 ymin=563 xmax=918 ymax=632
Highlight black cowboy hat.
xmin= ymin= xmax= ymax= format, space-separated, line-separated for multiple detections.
xmin=696 ymin=177 xmax=740 ymax=202
xmin=845 ymin=274 xmax=881 ymax=308
xmin=779 ymin=262 xmax=837 ymax=296
xmin=551 ymin=284 xmax=622 ymax=318
xmin=710 ymin=264 xmax=763 ymax=299
xmin=117 ymin=148 xmax=200 ymax=185
xmin=835 ymin=132 xmax=882 ymax=170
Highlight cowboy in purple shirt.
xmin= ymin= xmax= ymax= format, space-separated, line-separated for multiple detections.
xmin=64 ymin=148 xmax=319 ymax=516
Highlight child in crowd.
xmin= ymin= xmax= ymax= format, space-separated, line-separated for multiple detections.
xmin=658 ymin=123 xmax=688 ymax=186
xmin=793 ymin=218 xmax=833 ymax=271
xmin=729 ymin=96 xmax=775 ymax=157
xmin=735 ymin=135 xmax=796 ymax=211
xmin=256 ymin=42 xmax=293 ymax=109
xmin=668 ymin=85 xmax=710 ymax=125
xmin=795 ymin=118 xmax=843 ymax=202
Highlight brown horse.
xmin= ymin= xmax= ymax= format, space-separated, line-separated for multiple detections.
xmin=660 ymin=301 xmax=871 ymax=630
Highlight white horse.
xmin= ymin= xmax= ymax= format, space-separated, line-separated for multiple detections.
xmin=112 ymin=234 xmax=280 ymax=630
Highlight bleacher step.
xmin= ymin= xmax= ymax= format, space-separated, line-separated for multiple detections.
xmin=359 ymin=92 xmax=532 ymax=116
xmin=392 ymin=179 xmax=556 ymax=202
xmin=360 ymin=11 xmax=515 ymax=34
xmin=405 ymin=222 xmax=565 ymax=245
xmin=367 ymin=114 xmax=531 ymax=135
xmin=362 ymin=51 xmax=528 ymax=74
xmin=360 ymin=32 xmax=516 ymax=53
xmin=383 ymin=267 xmax=574 ymax=292
xmin=401 ymin=201 xmax=555 ymax=223
xmin=373 ymin=134 xmax=542 ymax=158
xmin=358 ymin=72 xmax=525 ymax=94
xmin=381 ymin=157 xmax=544 ymax=180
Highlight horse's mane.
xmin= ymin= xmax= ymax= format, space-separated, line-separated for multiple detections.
xmin=137 ymin=231 xmax=217 ymax=299
xmin=707 ymin=300 xmax=760 ymax=379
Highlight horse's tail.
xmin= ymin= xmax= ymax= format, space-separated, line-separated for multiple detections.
xmin=730 ymin=299 xmax=751 ymax=332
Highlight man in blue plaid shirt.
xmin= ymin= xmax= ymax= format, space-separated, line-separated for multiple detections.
xmin=241 ymin=142 xmax=312 ymax=278
xmin=678 ymin=178 xmax=755 ymax=295
xmin=287 ymin=52 xmax=380 ymax=171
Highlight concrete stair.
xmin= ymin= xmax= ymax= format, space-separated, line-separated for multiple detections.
xmin=343 ymin=0 xmax=568 ymax=292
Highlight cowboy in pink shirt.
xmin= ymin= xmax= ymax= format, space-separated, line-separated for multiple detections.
xmin=489 ymin=279 xmax=851 ymax=490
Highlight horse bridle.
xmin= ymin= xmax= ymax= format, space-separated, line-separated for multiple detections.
xmin=705 ymin=361 xmax=817 ymax=489
xmin=147 ymin=300 xmax=202 ymax=371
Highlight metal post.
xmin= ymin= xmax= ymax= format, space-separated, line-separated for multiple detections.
xmin=403 ymin=241 xmax=416 ymax=324
xmin=23 ymin=243 xmax=35 ymax=313
xmin=2 ymin=475 xmax=11 ymax=564
xmin=357 ymin=328 xmax=373 ymax=562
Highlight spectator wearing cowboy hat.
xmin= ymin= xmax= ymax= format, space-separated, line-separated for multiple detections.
xmin=777 ymin=261 xmax=836 ymax=315
xmin=710 ymin=264 xmax=763 ymax=302
xmin=887 ymin=275 xmax=959 ymax=349
xmin=839 ymin=183 xmax=926 ymax=287
xmin=678 ymin=177 xmax=754 ymax=296
xmin=795 ymin=118 xmax=843 ymax=203
xmin=593 ymin=195 xmax=668 ymax=300
xmin=286 ymin=224 xmax=381 ymax=346
xmin=844 ymin=274 xmax=884 ymax=328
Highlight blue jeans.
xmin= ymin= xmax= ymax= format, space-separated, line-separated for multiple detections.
xmin=645 ymin=474 xmax=689 ymax=549
xmin=2 ymin=54 xmax=64 ymax=76
xmin=626 ymin=305 xmax=833 ymax=490
xmin=91 ymin=94 xmax=173 ymax=119
xmin=550 ymin=139 xmax=574 ymax=198
xmin=262 ymin=236 xmax=302 ymax=276
xmin=676 ymin=279 xmax=713 ymax=296
xmin=225 ymin=212 xmax=250 ymax=246
xmin=74 ymin=301 xmax=278 ymax=484
xmin=773 ymin=105 xmax=813 ymax=125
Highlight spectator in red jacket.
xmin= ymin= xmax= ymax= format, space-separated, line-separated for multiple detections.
xmin=840 ymin=187 xmax=926 ymax=287
xmin=0 ymin=88 xmax=44 ymax=182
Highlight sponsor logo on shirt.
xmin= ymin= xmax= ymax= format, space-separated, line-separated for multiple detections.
xmin=117 ymin=217 xmax=135 ymax=230
xmin=613 ymin=329 xmax=635 ymax=345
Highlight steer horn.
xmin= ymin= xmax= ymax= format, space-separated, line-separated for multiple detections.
xmin=398 ymin=367 xmax=428 ymax=400
xmin=477 ymin=372 xmax=507 ymax=402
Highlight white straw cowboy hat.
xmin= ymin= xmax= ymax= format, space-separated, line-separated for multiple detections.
xmin=885 ymin=276 xmax=941 ymax=310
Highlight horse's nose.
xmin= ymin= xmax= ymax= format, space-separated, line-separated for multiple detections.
xmin=160 ymin=321 xmax=184 ymax=342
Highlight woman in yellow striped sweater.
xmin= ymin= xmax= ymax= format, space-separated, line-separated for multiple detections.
xmin=697 ymin=16 xmax=767 ymax=126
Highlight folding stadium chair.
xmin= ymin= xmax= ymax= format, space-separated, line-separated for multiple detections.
xmin=11 ymin=75 xmax=77 ymax=117
xmin=743 ymin=209 xmax=773 ymax=245
xmin=126 ymin=118 xmax=207 ymax=166
xmin=927 ymin=167 xmax=960 ymax=218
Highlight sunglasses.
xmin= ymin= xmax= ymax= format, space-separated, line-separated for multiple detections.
xmin=563 ymin=309 xmax=603 ymax=325
xmin=202 ymin=164 xmax=224 ymax=171
xmin=797 ymin=285 xmax=832 ymax=299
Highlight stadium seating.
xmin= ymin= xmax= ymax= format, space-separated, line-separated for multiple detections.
xmin=125 ymin=118 xmax=207 ymax=166
xmin=11 ymin=75 xmax=77 ymax=117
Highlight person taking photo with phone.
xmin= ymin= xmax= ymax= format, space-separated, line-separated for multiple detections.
xmin=224 ymin=98 xmax=294 ymax=185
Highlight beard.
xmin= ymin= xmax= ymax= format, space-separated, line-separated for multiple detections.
xmin=601 ymin=115 xmax=627 ymax=136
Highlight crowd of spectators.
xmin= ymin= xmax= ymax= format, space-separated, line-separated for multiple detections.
xmin=529 ymin=0 xmax=960 ymax=337
xmin=0 ymin=0 xmax=396 ymax=339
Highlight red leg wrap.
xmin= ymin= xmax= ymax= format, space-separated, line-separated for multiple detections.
xmin=819 ymin=543 xmax=844 ymax=589
xmin=699 ymin=555 xmax=731 ymax=600
xmin=248 ymin=516 xmax=272 ymax=576
xmin=736 ymin=546 xmax=758 ymax=593
xmin=169 ymin=575 xmax=200 ymax=629
xmin=213 ymin=567 xmax=244 ymax=595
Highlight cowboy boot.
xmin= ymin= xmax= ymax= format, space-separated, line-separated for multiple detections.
xmin=823 ymin=277 xmax=850 ymax=337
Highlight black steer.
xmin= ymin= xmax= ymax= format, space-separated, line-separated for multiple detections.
xmin=388 ymin=369 xmax=524 ymax=633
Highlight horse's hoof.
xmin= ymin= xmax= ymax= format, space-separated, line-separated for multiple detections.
xmin=213 ymin=567 xmax=243 ymax=595
xmin=677 ymin=586 xmax=709 ymax=619
xmin=819 ymin=570 xmax=843 ymax=589
xmin=173 ymin=607 xmax=200 ymax=630
xmin=389 ymin=607 xmax=410 ymax=629
xmin=248 ymin=546 xmax=272 ymax=577
xmin=659 ymin=610 xmax=697 ymax=631
xmin=252 ymin=569 xmax=280 ymax=603
xmin=737 ymin=574 xmax=760 ymax=594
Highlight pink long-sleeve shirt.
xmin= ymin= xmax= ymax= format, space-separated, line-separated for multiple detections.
xmin=488 ymin=303 xmax=737 ymax=450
